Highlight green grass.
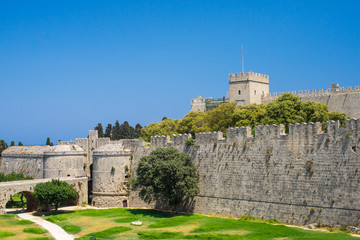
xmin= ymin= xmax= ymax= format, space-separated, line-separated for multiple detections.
xmin=62 ymin=224 xmax=82 ymax=234
xmin=46 ymin=215 xmax=68 ymax=223
xmin=75 ymin=226 xmax=132 ymax=239
xmin=0 ymin=172 xmax=32 ymax=182
xmin=138 ymin=231 xmax=184 ymax=239
xmin=41 ymin=208 xmax=359 ymax=240
xmin=0 ymin=231 xmax=16 ymax=238
xmin=114 ymin=216 xmax=140 ymax=223
xmin=148 ymin=214 xmax=205 ymax=228
xmin=23 ymin=228 xmax=48 ymax=234
xmin=12 ymin=219 xmax=34 ymax=225
xmin=0 ymin=214 xmax=16 ymax=218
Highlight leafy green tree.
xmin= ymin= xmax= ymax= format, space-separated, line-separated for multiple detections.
xmin=18 ymin=142 xmax=23 ymax=146
xmin=205 ymin=102 xmax=237 ymax=135
xmin=232 ymin=103 xmax=266 ymax=127
xmin=33 ymin=179 xmax=77 ymax=212
xmin=177 ymin=111 xmax=210 ymax=137
xmin=131 ymin=147 xmax=199 ymax=213
xmin=261 ymin=93 xmax=307 ymax=126
xmin=104 ymin=123 xmax=112 ymax=138
xmin=95 ymin=123 xmax=104 ymax=138
xmin=141 ymin=118 xmax=180 ymax=142
xmin=0 ymin=140 xmax=8 ymax=155
xmin=46 ymin=137 xmax=51 ymax=146
xmin=10 ymin=141 xmax=15 ymax=146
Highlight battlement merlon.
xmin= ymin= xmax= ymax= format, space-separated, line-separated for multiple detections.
xmin=229 ymin=72 xmax=269 ymax=84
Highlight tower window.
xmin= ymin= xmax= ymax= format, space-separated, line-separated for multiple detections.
xmin=238 ymin=90 xmax=241 ymax=95
xmin=254 ymin=90 xmax=256 ymax=95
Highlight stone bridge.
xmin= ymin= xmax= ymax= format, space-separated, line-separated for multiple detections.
xmin=0 ymin=177 xmax=88 ymax=214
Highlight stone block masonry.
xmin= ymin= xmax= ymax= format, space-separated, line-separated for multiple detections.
xmin=130 ymin=119 xmax=360 ymax=227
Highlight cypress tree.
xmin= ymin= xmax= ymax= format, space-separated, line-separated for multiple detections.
xmin=46 ymin=137 xmax=51 ymax=146
xmin=104 ymin=124 xmax=112 ymax=138
xmin=112 ymin=121 xmax=121 ymax=140
xmin=10 ymin=141 xmax=15 ymax=146
xmin=95 ymin=123 xmax=104 ymax=138
xmin=135 ymin=123 xmax=143 ymax=138
xmin=0 ymin=140 xmax=8 ymax=155
xmin=18 ymin=142 xmax=23 ymax=146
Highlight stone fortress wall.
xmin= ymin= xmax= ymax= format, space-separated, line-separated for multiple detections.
xmin=1 ymin=124 xmax=360 ymax=226
xmin=129 ymin=119 xmax=360 ymax=227
xmin=192 ymin=72 xmax=360 ymax=118
xmin=262 ymin=83 xmax=360 ymax=118
xmin=0 ymin=145 xmax=87 ymax=179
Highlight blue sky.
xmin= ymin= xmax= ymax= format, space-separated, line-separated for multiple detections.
xmin=0 ymin=0 xmax=359 ymax=145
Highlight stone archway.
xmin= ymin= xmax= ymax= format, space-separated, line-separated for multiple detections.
xmin=6 ymin=191 xmax=38 ymax=212
xmin=0 ymin=177 xmax=88 ymax=215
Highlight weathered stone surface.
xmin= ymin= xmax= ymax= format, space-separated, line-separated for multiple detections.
xmin=129 ymin=120 xmax=360 ymax=227
xmin=0 ymin=177 xmax=88 ymax=214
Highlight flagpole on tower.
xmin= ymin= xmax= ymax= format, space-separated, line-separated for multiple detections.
xmin=241 ymin=44 xmax=245 ymax=73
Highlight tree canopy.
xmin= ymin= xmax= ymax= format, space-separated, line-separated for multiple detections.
xmin=33 ymin=179 xmax=77 ymax=212
xmin=131 ymin=147 xmax=199 ymax=213
xmin=93 ymin=93 xmax=349 ymax=141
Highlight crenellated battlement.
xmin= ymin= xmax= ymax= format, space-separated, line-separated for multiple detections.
xmin=226 ymin=126 xmax=252 ymax=142
xmin=263 ymin=84 xmax=360 ymax=103
xmin=148 ymin=119 xmax=360 ymax=147
xmin=195 ymin=131 xmax=224 ymax=144
xmin=229 ymin=72 xmax=269 ymax=83
xmin=150 ymin=135 xmax=171 ymax=148
xmin=172 ymin=133 xmax=192 ymax=145
xmin=255 ymin=124 xmax=286 ymax=139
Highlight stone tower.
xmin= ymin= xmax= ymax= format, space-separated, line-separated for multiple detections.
xmin=191 ymin=96 xmax=206 ymax=112
xmin=228 ymin=72 xmax=269 ymax=107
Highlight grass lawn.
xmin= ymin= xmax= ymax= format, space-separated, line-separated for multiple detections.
xmin=0 ymin=214 xmax=53 ymax=240
xmin=40 ymin=208 xmax=359 ymax=240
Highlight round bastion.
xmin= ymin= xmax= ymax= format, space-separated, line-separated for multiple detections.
xmin=92 ymin=144 xmax=132 ymax=208
xmin=43 ymin=144 xmax=86 ymax=178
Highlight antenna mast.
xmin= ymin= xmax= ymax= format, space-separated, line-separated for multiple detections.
xmin=241 ymin=44 xmax=245 ymax=73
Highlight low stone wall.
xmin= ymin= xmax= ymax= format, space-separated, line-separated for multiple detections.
xmin=0 ymin=177 xmax=88 ymax=214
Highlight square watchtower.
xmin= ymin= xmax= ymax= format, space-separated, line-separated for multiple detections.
xmin=228 ymin=72 xmax=269 ymax=107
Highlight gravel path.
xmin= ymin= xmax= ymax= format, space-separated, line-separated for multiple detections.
xmin=17 ymin=212 xmax=74 ymax=240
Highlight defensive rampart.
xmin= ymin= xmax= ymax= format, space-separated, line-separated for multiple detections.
xmin=262 ymin=85 xmax=360 ymax=118
xmin=130 ymin=119 xmax=360 ymax=227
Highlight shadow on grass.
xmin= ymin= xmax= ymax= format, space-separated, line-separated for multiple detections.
xmin=34 ymin=210 xmax=75 ymax=217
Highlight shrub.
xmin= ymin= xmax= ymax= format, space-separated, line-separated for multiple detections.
xmin=23 ymin=228 xmax=48 ymax=234
xmin=185 ymin=138 xmax=195 ymax=146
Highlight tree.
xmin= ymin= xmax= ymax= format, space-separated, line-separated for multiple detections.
xmin=33 ymin=179 xmax=77 ymax=212
xmin=46 ymin=137 xmax=51 ymax=146
xmin=131 ymin=147 xmax=199 ymax=213
xmin=141 ymin=118 xmax=180 ymax=142
xmin=112 ymin=121 xmax=121 ymax=140
xmin=177 ymin=111 xmax=210 ymax=137
xmin=95 ymin=123 xmax=104 ymax=138
xmin=18 ymin=142 xmax=23 ymax=146
xmin=10 ymin=141 xmax=15 ymax=146
xmin=104 ymin=123 xmax=112 ymax=138
xmin=0 ymin=140 xmax=8 ymax=155
xmin=119 ymin=121 xmax=136 ymax=139
xmin=135 ymin=123 xmax=143 ymax=138
xmin=232 ymin=103 xmax=267 ymax=128
xmin=205 ymin=102 xmax=237 ymax=135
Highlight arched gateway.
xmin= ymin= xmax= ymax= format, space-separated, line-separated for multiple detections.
xmin=0 ymin=177 xmax=88 ymax=214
